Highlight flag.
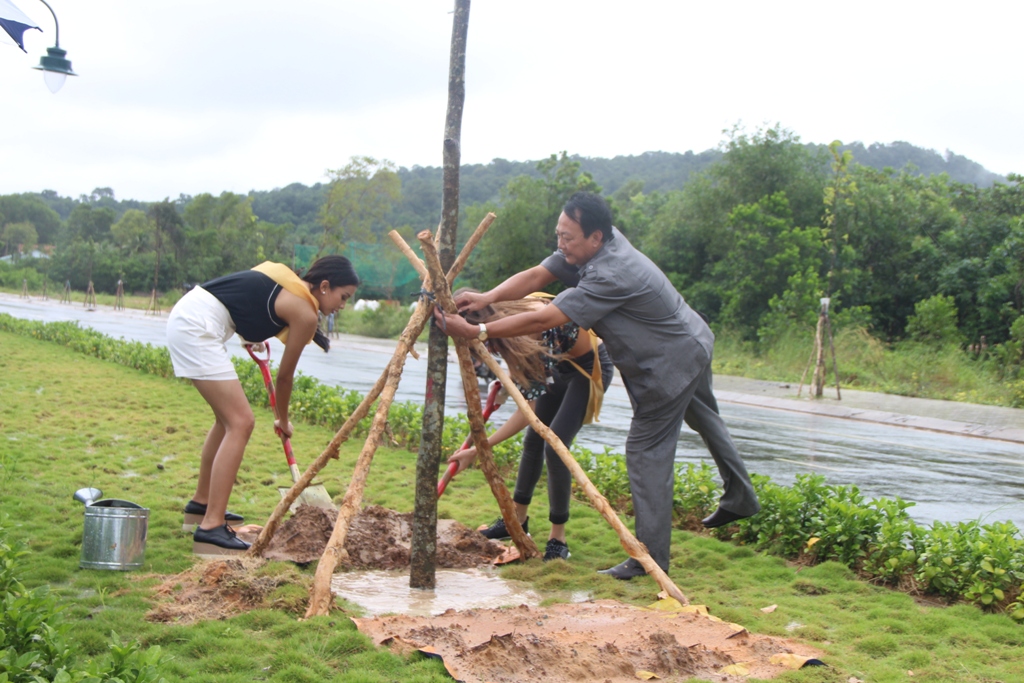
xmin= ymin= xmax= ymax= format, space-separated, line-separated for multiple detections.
xmin=0 ymin=0 xmax=40 ymax=53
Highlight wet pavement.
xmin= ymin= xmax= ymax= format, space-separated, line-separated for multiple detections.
xmin=3 ymin=292 xmax=1023 ymax=530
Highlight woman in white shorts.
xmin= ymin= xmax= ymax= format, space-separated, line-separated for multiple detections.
xmin=167 ymin=256 xmax=359 ymax=555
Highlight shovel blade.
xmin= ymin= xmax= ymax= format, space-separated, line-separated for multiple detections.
xmin=278 ymin=484 xmax=336 ymax=511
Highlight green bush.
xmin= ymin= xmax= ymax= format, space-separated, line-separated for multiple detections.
xmin=0 ymin=517 xmax=169 ymax=682
xmin=904 ymin=294 xmax=963 ymax=347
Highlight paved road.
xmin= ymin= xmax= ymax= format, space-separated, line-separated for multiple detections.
xmin=3 ymin=293 xmax=1023 ymax=529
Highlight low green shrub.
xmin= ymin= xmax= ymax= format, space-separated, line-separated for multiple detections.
xmin=0 ymin=517 xmax=169 ymax=682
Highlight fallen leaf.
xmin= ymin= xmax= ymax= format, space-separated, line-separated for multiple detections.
xmin=770 ymin=653 xmax=811 ymax=669
xmin=908 ymin=671 xmax=914 ymax=677
xmin=760 ymin=604 xmax=778 ymax=613
xmin=719 ymin=662 xmax=751 ymax=675
xmin=806 ymin=536 xmax=821 ymax=549
xmin=848 ymin=678 xmax=864 ymax=683
xmin=635 ymin=671 xmax=660 ymax=680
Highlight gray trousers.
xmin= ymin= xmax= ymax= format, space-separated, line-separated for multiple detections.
xmin=625 ymin=363 xmax=759 ymax=570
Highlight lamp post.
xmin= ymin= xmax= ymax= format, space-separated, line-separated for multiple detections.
xmin=31 ymin=0 xmax=74 ymax=93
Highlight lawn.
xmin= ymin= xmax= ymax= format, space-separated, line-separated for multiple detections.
xmin=1 ymin=331 xmax=1021 ymax=682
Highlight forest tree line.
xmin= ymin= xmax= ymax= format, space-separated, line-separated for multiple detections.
xmin=1 ymin=126 xmax=1021 ymax=355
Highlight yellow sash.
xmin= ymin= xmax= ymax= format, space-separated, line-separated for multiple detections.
xmin=251 ymin=261 xmax=319 ymax=344
xmin=529 ymin=292 xmax=604 ymax=424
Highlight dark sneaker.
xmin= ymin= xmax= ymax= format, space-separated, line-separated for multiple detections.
xmin=479 ymin=516 xmax=529 ymax=541
xmin=543 ymin=538 xmax=570 ymax=562
xmin=192 ymin=524 xmax=250 ymax=558
xmin=182 ymin=500 xmax=244 ymax=531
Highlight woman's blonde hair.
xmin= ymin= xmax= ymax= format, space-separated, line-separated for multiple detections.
xmin=455 ymin=290 xmax=557 ymax=389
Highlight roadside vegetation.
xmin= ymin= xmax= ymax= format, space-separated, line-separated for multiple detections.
xmin=3 ymin=318 xmax=1024 ymax=682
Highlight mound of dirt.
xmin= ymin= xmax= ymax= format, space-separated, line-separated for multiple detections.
xmin=147 ymin=556 xmax=307 ymax=624
xmin=354 ymin=601 xmax=824 ymax=683
xmin=258 ymin=504 xmax=507 ymax=569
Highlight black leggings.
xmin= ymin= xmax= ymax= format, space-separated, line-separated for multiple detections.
xmin=513 ymin=344 xmax=613 ymax=525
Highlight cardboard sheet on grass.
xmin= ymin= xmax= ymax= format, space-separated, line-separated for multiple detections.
xmin=354 ymin=599 xmax=823 ymax=682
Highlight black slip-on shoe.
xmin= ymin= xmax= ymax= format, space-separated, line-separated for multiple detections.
xmin=597 ymin=558 xmax=648 ymax=580
xmin=479 ymin=516 xmax=529 ymax=541
xmin=192 ymin=523 xmax=250 ymax=558
xmin=182 ymin=500 xmax=244 ymax=531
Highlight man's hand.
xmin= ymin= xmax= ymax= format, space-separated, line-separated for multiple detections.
xmin=454 ymin=289 xmax=489 ymax=313
xmin=433 ymin=308 xmax=479 ymax=338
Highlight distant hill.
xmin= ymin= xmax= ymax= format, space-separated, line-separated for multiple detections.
xmin=30 ymin=141 xmax=1008 ymax=234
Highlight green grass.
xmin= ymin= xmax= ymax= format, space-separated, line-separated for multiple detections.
xmin=1 ymin=331 xmax=1022 ymax=682
xmin=714 ymin=325 xmax=1022 ymax=407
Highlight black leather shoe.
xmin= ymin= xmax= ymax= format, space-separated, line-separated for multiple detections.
xmin=597 ymin=558 xmax=648 ymax=580
xmin=193 ymin=523 xmax=250 ymax=557
xmin=701 ymin=507 xmax=751 ymax=528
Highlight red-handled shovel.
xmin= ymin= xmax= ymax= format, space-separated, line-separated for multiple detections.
xmin=437 ymin=379 xmax=502 ymax=497
xmin=245 ymin=342 xmax=336 ymax=510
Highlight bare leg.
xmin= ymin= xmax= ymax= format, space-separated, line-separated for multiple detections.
xmin=191 ymin=379 xmax=255 ymax=530
xmin=192 ymin=420 xmax=226 ymax=506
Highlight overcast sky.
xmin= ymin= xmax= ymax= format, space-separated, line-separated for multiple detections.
xmin=2 ymin=0 xmax=1021 ymax=202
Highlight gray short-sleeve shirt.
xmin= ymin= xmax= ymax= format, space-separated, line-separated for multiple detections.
xmin=542 ymin=227 xmax=713 ymax=406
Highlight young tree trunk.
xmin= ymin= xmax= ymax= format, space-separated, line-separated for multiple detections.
xmin=409 ymin=0 xmax=471 ymax=590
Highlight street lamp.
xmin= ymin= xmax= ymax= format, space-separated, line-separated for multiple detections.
xmin=31 ymin=0 xmax=74 ymax=93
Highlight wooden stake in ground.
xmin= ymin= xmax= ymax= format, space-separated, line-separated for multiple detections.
xmin=115 ymin=280 xmax=125 ymax=311
xmin=798 ymin=297 xmax=841 ymax=400
xmin=60 ymin=280 xmax=71 ymax=304
xmin=416 ymin=232 xmax=538 ymax=560
xmin=145 ymin=289 xmax=159 ymax=316
xmin=84 ymin=281 xmax=96 ymax=310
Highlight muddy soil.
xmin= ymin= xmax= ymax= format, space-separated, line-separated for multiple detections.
xmin=256 ymin=504 xmax=508 ymax=568
xmin=354 ymin=601 xmax=824 ymax=683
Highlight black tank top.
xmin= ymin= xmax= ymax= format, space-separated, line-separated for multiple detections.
xmin=202 ymin=270 xmax=286 ymax=342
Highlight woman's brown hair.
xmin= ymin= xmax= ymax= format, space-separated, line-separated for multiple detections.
xmin=456 ymin=292 xmax=558 ymax=388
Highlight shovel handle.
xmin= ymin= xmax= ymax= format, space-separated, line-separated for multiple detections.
xmin=245 ymin=343 xmax=277 ymax=409
xmin=247 ymin=342 xmax=301 ymax=479
xmin=439 ymin=380 xmax=502 ymax=498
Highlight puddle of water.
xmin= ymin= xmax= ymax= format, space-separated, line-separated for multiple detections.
xmin=331 ymin=567 xmax=543 ymax=617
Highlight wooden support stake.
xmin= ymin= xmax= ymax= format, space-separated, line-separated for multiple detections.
xmin=417 ymin=231 xmax=539 ymax=560
xmin=303 ymin=297 xmax=436 ymax=617
xmin=446 ymin=212 xmax=495 ymax=286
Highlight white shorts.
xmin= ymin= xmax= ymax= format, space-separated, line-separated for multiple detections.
xmin=166 ymin=286 xmax=238 ymax=381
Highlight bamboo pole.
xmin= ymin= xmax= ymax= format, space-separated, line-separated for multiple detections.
xmin=417 ymin=231 xmax=539 ymax=560
xmin=303 ymin=297 xmax=435 ymax=617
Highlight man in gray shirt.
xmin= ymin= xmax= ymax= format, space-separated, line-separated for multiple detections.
xmin=439 ymin=192 xmax=759 ymax=579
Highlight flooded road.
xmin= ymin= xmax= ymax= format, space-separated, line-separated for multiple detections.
xmin=3 ymin=294 xmax=1023 ymax=529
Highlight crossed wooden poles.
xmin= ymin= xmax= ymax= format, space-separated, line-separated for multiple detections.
xmin=246 ymin=214 xmax=689 ymax=617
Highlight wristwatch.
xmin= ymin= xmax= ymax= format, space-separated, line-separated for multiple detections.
xmin=477 ymin=323 xmax=488 ymax=341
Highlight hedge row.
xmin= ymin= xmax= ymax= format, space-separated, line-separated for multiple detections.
xmin=1 ymin=313 xmax=1021 ymax=621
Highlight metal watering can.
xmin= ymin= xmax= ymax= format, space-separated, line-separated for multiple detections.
xmin=73 ymin=487 xmax=149 ymax=571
